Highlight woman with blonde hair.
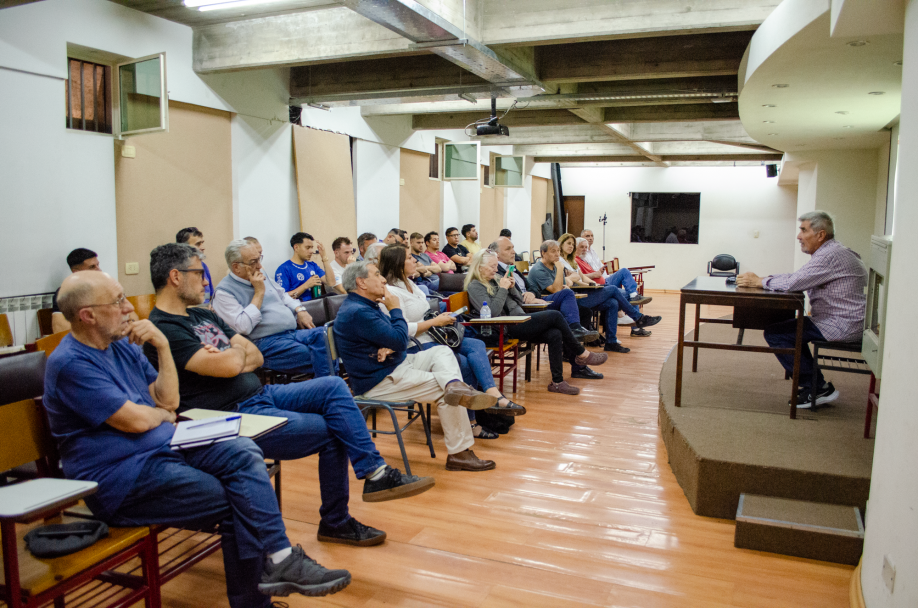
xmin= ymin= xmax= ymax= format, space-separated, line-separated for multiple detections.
xmin=464 ymin=250 xmax=608 ymax=395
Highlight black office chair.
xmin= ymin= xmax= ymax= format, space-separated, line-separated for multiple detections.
xmin=708 ymin=254 xmax=740 ymax=277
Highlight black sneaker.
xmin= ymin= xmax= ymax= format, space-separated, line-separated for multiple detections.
xmin=362 ymin=466 xmax=435 ymax=503
xmin=630 ymin=327 xmax=652 ymax=337
xmin=317 ymin=517 xmax=386 ymax=547
xmin=791 ymin=382 xmax=839 ymax=409
xmin=259 ymin=545 xmax=351 ymax=598
xmin=571 ymin=366 xmax=604 ymax=380
xmin=603 ymin=343 xmax=630 ymax=353
xmin=634 ymin=315 xmax=662 ymax=329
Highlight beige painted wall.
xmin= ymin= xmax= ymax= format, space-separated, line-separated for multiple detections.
xmin=115 ymin=100 xmax=233 ymax=296
xmin=292 ymin=126 xmax=357 ymax=253
xmin=399 ymin=148 xmax=440 ymax=239
xmin=531 ymin=176 xmax=552 ymax=257
xmin=479 ymin=166 xmax=505 ymax=249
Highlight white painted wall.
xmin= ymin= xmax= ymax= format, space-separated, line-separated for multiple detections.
xmin=561 ymin=166 xmax=799 ymax=290
xmin=860 ymin=3 xmax=918 ymax=606
xmin=795 ymin=163 xmax=818 ymax=269
xmin=353 ymin=139 xmax=401 ymax=236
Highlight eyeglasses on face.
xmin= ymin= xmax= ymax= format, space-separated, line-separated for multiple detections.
xmin=237 ymin=255 xmax=264 ymax=266
xmin=177 ymin=269 xmax=206 ymax=277
xmin=83 ymin=294 xmax=127 ymax=309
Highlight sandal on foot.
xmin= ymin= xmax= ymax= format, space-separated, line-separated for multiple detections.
xmin=484 ymin=396 xmax=527 ymax=416
xmin=472 ymin=424 xmax=499 ymax=439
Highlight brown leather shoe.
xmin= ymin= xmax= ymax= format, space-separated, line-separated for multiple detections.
xmin=443 ymin=381 xmax=499 ymax=410
xmin=547 ymin=380 xmax=580 ymax=395
xmin=574 ymin=350 xmax=608 ymax=366
xmin=445 ymin=449 xmax=496 ymax=471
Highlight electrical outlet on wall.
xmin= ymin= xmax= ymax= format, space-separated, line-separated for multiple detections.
xmin=882 ymin=554 xmax=896 ymax=593
xmin=125 ymin=262 xmax=140 ymax=275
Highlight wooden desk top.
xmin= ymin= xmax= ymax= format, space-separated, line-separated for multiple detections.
xmin=681 ymin=276 xmax=803 ymax=302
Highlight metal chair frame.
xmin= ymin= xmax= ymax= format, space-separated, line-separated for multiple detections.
xmin=810 ymin=340 xmax=878 ymax=438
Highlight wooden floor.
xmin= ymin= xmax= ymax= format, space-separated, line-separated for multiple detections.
xmin=155 ymin=293 xmax=854 ymax=608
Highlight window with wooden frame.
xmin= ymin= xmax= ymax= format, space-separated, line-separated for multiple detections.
xmin=66 ymin=58 xmax=112 ymax=134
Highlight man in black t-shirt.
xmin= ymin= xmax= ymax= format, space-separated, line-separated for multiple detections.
xmin=442 ymin=226 xmax=471 ymax=271
xmin=145 ymin=244 xmax=434 ymax=548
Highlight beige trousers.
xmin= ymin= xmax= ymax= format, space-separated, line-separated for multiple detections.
xmin=363 ymin=345 xmax=474 ymax=455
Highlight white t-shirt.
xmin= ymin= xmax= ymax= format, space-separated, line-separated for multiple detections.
xmin=581 ymin=248 xmax=604 ymax=273
xmin=379 ymin=280 xmax=435 ymax=343
xmin=330 ymin=260 xmax=347 ymax=285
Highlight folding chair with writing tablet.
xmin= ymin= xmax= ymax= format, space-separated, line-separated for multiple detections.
xmin=323 ymin=321 xmax=435 ymax=476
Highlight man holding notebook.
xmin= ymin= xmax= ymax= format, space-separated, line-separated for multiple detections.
xmin=43 ymin=270 xmax=352 ymax=607
xmin=145 ymin=244 xmax=434 ymax=548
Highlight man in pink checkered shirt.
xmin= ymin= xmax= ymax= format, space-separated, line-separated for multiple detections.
xmin=737 ymin=211 xmax=867 ymax=409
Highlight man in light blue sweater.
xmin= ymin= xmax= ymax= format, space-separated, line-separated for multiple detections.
xmin=213 ymin=239 xmax=331 ymax=376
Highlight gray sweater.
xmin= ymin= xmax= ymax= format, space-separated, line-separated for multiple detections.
xmin=466 ymin=279 xmax=526 ymax=318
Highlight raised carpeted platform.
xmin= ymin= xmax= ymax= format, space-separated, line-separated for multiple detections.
xmin=659 ymin=320 xmax=875 ymax=519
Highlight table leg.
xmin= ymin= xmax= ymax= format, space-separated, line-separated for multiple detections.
xmin=789 ymin=308 xmax=805 ymax=419
xmin=692 ymin=303 xmax=701 ymax=372
xmin=675 ymin=294 xmax=687 ymax=407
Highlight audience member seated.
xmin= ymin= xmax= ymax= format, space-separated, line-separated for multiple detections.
xmin=275 ymin=232 xmax=337 ymax=302
xmin=383 ymin=229 xmax=404 ymax=246
xmin=51 ymin=248 xmax=139 ymax=333
xmin=737 ymin=210 xmax=867 ymax=408
xmin=527 ymin=239 xmax=660 ymax=354
xmin=146 ymin=243 xmax=433 ymax=546
xmin=330 ymin=236 xmax=356 ymax=294
xmin=407 ymin=232 xmax=440 ymax=293
xmin=498 ymin=229 xmax=523 ymax=261
xmin=334 ymin=261 xmax=498 ymax=471
xmin=213 ymin=239 xmax=332 ymax=377
xmin=44 ymin=270 xmax=351 ymax=607
xmin=459 ymin=224 xmax=482 ymax=255
xmin=578 ymin=230 xmax=651 ymax=305
xmin=424 ymin=231 xmax=456 ymax=274
xmin=356 ymin=232 xmax=377 ymax=261
xmin=442 ymin=227 xmax=471 ymax=271
xmin=377 ymin=244 xmax=525 ymax=426
xmin=176 ymin=226 xmax=215 ymax=305
xmin=490 ymin=237 xmax=599 ymax=346
xmin=465 ymin=250 xmax=608 ymax=395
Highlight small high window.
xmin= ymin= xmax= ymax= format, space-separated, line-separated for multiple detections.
xmin=66 ymin=58 xmax=112 ymax=134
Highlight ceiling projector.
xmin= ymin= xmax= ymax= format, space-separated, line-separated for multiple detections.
xmin=476 ymin=96 xmax=509 ymax=136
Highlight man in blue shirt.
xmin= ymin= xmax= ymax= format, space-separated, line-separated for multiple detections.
xmin=334 ymin=261 xmax=498 ymax=472
xmin=43 ymin=270 xmax=351 ymax=607
xmin=275 ymin=232 xmax=337 ymax=302
xmin=176 ymin=227 xmax=215 ymax=306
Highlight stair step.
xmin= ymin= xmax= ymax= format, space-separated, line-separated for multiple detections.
xmin=735 ymin=494 xmax=864 ymax=565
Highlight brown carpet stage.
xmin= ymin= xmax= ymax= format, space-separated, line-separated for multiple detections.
xmin=659 ymin=319 xmax=875 ymax=519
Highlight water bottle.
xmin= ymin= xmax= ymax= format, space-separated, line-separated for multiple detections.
xmin=310 ymin=270 xmax=320 ymax=299
xmin=480 ymin=301 xmax=492 ymax=337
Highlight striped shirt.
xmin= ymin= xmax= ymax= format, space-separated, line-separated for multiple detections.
xmin=762 ymin=238 xmax=867 ymax=342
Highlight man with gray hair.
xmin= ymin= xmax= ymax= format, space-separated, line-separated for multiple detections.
xmin=738 ymin=210 xmax=868 ymax=408
xmin=213 ymin=239 xmax=331 ymax=377
xmin=334 ymin=261 xmax=499 ymax=472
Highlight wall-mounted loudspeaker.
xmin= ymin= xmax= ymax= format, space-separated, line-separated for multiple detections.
xmin=765 ymin=164 xmax=778 ymax=178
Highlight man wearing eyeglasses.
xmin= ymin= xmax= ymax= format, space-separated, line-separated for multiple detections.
xmin=212 ymin=239 xmax=332 ymax=377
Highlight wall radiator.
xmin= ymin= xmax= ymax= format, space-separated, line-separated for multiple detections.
xmin=0 ymin=294 xmax=54 ymax=345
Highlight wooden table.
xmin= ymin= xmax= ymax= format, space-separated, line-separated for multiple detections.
xmin=675 ymin=276 xmax=807 ymax=418
xmin=465 ymin=316 xmax=531 ymax=393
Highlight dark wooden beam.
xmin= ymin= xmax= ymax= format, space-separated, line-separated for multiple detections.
xmin=533 ymin=153 xmax=784 ymax=163
xmin=412 ymin=109 xmax=586 ymax=130
xmin=537 ymin=31 xmax=754 ymax=83
xmin=290 ymin=54 xmax=486 ymax=98
xmin=603 ymin=103 xmax=740 ymax=122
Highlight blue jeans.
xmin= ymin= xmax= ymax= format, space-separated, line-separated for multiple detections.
xmin=239 ymin=377 xmax=386 ymax=528
xmin=577 ymin=288 xmax=642 ymax=338
xmin=763 ymin=318 xmax=826 ymax=389
xmin=108 ymin=439 xmax=288 ymax=608
xmin=254 ymin=328 xmax=332 ymax=376
xmin=541 ymin=288 xmax=580 ymax=325
xmin=605 ymin=268 xmax=638 ymax=295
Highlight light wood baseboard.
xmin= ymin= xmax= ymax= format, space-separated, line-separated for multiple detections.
xmin=850 ymin=557 xmax=865 ymax=608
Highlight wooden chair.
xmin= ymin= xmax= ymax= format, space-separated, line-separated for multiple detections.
xmin=324 ymin=321 xmax=434 ymax=475
xmin=36 ymin=331 xmax=69 ymax=356
xmin=447 ymin=292 xmax=521 ymax=394
xmin=126 ymin=295 xmax=156 ymax=321
xmin=0 ymin=352 xmax=162 ymax=608
xmin=0 ymin=314 xmax=12 ymax=348
xmin=36 ymin=309 xmax=54 ymax=337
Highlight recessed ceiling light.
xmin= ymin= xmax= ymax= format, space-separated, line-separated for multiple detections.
xmin=762 ymin=104 xmax=776 ymax=108
xmin=868 ymin=91 xmax=886 ymax=95
xmin=894 ymin=60 xmax=903 ymax=66
xmin=772 ymin=84 xmax=790 ymax=88
xmin=847 ymin=40 xmax=869 ymax=47
xmin=842 ymin=125 xmax=853 ymax=129
xmin=763 ymin=120 xmax=775 ymax=123
xmin=835 ymin=111 xmax=849 ymax=115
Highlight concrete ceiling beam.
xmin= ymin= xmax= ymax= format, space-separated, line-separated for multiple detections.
xmin=617 ymin=120 xmax=754 ymax=142
xmin=537 ymin=31 xmax=754 ymax=84
xmin=480 ymin=0 xmax=781 ymax=46
xmin=471 ymin=124 xmax=624 ymax=146
xmin=534 ymin=153 xmax=784 ymax=163
xmin=603 ymin=103 xmax=740 ymax=122
xmin=412 ymin=108 xmax=586 ymax=129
